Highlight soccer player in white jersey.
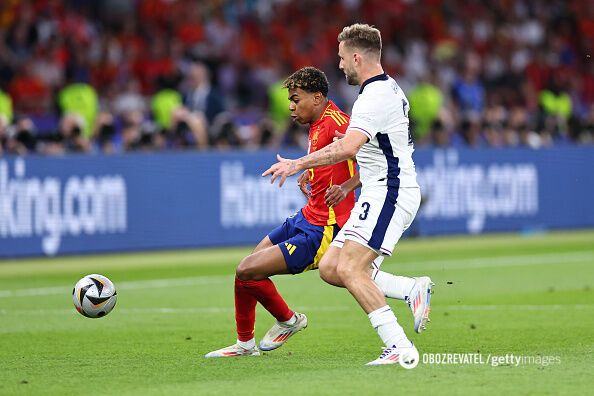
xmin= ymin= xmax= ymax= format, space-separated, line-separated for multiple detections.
xmin=263 ymin=23 xmax=433 ymax=367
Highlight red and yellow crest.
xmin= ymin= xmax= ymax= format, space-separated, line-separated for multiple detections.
xmin=310 ymin=127 xmax=320 ymax=151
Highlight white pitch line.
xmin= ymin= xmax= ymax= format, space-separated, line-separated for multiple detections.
xmin=0 ymin=250 xmax=592 ymax=299
xmin=390 ymin=250 xmax=594 ymax=271
xmin=0 ymin=305 xmax=352 ymax=316
xmin=1 ymin=305 xmax=592 ymax=316
xmin=0 ymin=275 xmax=233 ymax=298
xmin=439 ymin=304 xmax=594 ymax=311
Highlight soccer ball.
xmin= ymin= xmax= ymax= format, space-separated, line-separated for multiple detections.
xmin=72 ymin=274 xmax=117 ymax=318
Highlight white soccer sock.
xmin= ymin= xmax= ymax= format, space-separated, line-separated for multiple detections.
xmin=237 ymin=338 xmax=255 ymax=350
xmin=372 ymin=269 xmax=416 ymax=300
xmin=281 ymin=313 xmax=297 ymax=326
xmin=368 ymin=305 xmax=410 ymax=348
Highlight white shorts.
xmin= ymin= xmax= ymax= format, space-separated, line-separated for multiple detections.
xmin=331 ymin=186 xmax=421 ymax=259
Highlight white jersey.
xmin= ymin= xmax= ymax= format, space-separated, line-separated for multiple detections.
xmin=348 ymin=74 xmax=419 ymax=189
xmin=330 ymin=73 xmax=420 ymax=256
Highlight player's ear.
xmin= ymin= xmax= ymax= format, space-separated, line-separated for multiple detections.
xmin=313 ymin=92 xmax=324 ymax=105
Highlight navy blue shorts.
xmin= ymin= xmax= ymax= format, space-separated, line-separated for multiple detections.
xmin=268 ymin=210 xmax=340 ymax=274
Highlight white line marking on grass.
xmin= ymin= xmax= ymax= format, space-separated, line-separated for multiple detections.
xmin=118 ymin=306 xmax=351 ymax=314
xmin=392 ymin=251 xmax=594 ymax=271
xmin=0 ymin=250 xmax=592 ymax=299
xmin=438 ymin=304 xmax=594 ymax=311
xmin=0 ymin=306 xmax=351 ymax=315
xmin=1 ymin=304 xmax=592 ymax=317
xmin=2 ymin=304 xmax=592 ymax=316
xmin=0 ymin=275 xmax=233 ymax=298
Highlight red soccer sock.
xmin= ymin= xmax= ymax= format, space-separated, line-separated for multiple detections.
xmin=234 ymin=277 xmax=258 ymax=342
xmin=247 ymin=278 xmax=294 ymax=322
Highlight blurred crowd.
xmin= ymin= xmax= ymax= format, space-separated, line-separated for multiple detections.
xmin=1 ymin=0 xmax=594 ymax=156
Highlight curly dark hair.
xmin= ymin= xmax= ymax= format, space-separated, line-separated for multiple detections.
xmin=282 ymin=67 xmax=329 ymax=97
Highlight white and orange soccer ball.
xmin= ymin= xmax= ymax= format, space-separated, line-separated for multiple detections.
xmin=72 ymin=274 xmax=117 ymax=318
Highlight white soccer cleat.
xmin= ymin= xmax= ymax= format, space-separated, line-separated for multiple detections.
xmin=406 ymin=276 xmax=434 ymax=333
xmin=204 ymin=343 xmax=260 ymax=358
xmin=366 ymin=343 xmax=419 ymax=368
xmin=258 ymin=312 xmax=308 ymax=351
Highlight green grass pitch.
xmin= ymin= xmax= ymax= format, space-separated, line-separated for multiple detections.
xmin=1 ymin=230 xmax=593 ymax=395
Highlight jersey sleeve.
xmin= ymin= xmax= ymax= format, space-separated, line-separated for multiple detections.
xmin=336 ymin=116 xmax=349 ymax=135
xmin=348 ymin=94 xmax=384 ymax=140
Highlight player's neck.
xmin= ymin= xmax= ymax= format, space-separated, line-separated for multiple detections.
xmin=311 ymin=99 xmax=329 ymax=124
xmin=358 ymin=65 xmax=385 ymax=86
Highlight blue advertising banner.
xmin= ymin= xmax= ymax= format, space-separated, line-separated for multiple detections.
xmin=1 ymin=147 xmax=593 ymax=257
xmin=414 ymin=147 xmax=594 ymax=235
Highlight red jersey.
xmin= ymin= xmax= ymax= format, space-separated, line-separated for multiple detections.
xmin=301 ymin=101 xmax=356 ymax=228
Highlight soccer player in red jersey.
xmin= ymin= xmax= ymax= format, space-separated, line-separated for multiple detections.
xmin=205 ymin=67 xmax=359 ymax=357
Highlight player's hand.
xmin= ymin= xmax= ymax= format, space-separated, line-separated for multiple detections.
xmin=297 ymin=170 xmax=311 ymax=199
xmin=325 ymin=185 xmax=347 ymax=207
xmin=332 ymin=130 xmax=346 ymax=142
xmin=262 ymin=154 xmax=299 ymax=187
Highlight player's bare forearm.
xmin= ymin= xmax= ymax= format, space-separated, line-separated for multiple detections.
xmin=297 ymin=170 xmax=311 ymax=198
xmin=296 ymin=132 xmax=364 ymax=170
xmin=293 ymin=139 xmax=347 ymax=170
xmin=263 ymin=130 xmax=366 ymax=187
xmin=341 ymin=172 xmax=361 ymax=193
xmin=325 ymin=173 xmax=360 ymax=207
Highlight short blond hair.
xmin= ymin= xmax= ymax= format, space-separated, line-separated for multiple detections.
xmin=337 ymin=23 xmax=382 ymax=57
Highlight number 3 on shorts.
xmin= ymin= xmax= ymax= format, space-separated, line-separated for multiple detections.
xmin=359 ymin=202 xmax=371 ymax=220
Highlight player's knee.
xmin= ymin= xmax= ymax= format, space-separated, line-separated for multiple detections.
xmin=318 ymin=261 xmax=333 ymax=284
xmin=336 ymin=262 xmax=351 ymax=281
xmin=336 ymin=259 xmax=360 ymax=285
xmin=319 ymin=258 xmax=340 ymax=286
xmin=236 ymin=256 xmax=257 ymax=281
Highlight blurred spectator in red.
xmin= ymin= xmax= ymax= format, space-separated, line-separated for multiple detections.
xmin=133 ymin=35 xmax=176 ymax=95
xmin=8 ymin=60 xmax=50 ymax=114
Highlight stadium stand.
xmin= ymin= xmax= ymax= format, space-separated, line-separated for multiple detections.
xmin=0 ymin=0 xmax=593 ymax=155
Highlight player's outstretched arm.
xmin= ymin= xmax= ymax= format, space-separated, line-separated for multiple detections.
xmin=262 ymin=130 xmax=367 ymax=187
xmin=333 ymin=130 xmax=358 ymax=161
xmin=325 ymin=172 xmax=361 ymax=207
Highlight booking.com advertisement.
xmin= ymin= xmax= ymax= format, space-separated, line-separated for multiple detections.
xmin=0 ymin=147 xmax=592 ymax=257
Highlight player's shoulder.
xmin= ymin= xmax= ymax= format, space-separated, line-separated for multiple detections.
xmin=362 ymin=76 xmax=400 ymax=97
xmin=320 ymin=102 xmax=349 ymax=129
xmin=353 ymin=89 xmax=383 ymax=113
xmin=355 ymin=77 xmax=401 ymax=109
